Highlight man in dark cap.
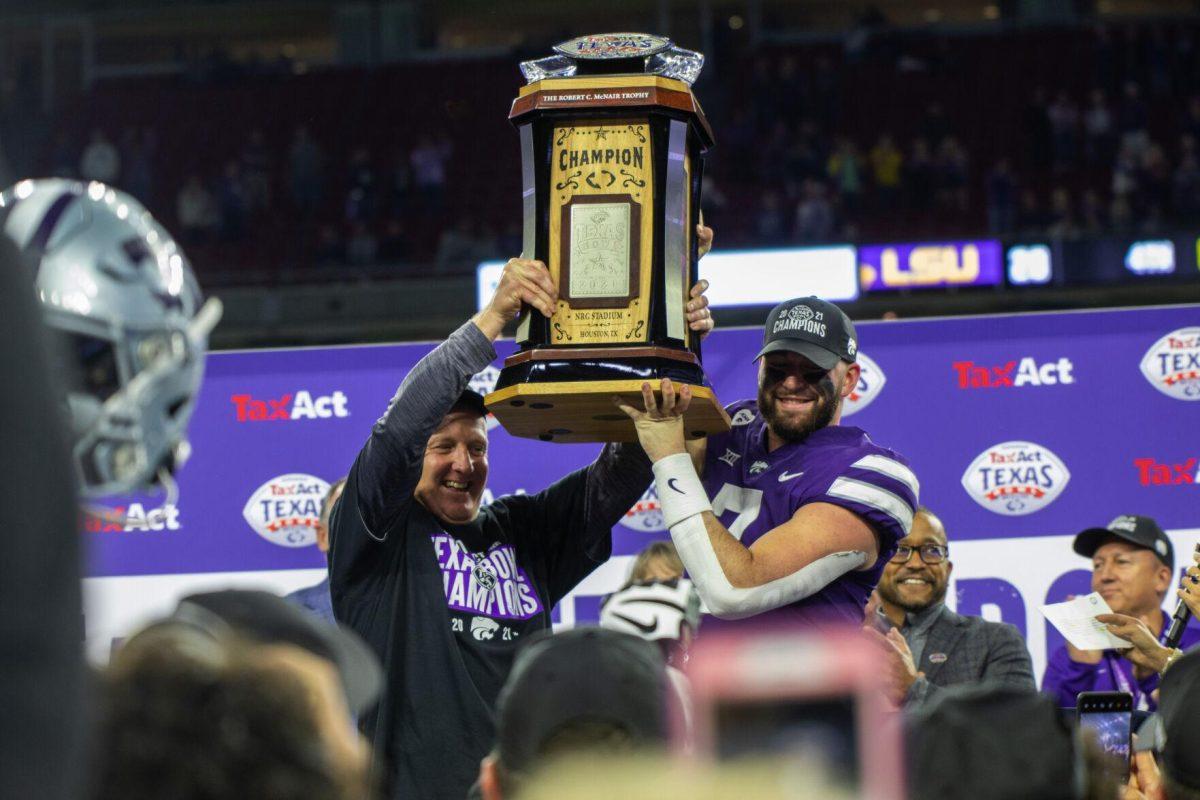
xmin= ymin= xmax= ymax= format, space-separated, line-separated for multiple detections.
xmin=906 ymin=683 xmax=1118 ymax=800
xmin=476 ymin=627 xmax=669 ymax=800
xmin=1043 ymin=515 xmax=1200 ymax=710
xmin=617 ymin=296 xmax=917 ymax=626
xmin=330 ymin=253 xmax=714 ymax=800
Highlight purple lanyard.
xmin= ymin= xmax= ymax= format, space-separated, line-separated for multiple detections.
xmin=1104 ymin=622 xmax=1169 ymax=712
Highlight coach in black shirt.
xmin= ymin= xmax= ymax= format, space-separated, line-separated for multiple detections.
xmin=330 ymin=256 xmax=712 ymax=800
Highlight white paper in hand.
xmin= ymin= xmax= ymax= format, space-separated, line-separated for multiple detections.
xmin=1039 ymin=593 xmax=1132 ymax=651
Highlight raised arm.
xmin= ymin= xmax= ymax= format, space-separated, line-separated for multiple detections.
xmin=347 ymin=257 xmax=559 ymax=540
xmin=349 ymin=322 xmax=496 ymax=539
xmin=615 ymin=381 xmax=890 ymax=620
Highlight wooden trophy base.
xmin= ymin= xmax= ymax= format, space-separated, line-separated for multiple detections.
xmin=485 ymin=379 xmax=729 ymax=443
xmin=484 ymin=346 xmax=731 ymax=443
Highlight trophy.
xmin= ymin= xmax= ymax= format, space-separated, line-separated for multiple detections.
xmin=483 ymin=33 xmax=731 ymax=443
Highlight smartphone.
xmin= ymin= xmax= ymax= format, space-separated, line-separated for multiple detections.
xmin=1077 ymin=691 xmax=1132 ymax=781
xmin=678 ymin=626 xmax=903 ymax=800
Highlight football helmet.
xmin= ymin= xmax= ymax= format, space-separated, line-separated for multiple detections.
xmin=599 ymin=577 xmax=701 ymax=666
xmin=0 ymin=178 xmax=221 ymax=496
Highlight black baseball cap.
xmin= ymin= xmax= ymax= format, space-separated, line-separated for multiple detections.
xmin=452 ymin=388 xmax=488 ymax=418
xmin=495 ymin=627 xmax=668 ymax=774
xmin=1159 ymin=648 xmax=1200 ymax=790
xmin=907 ymin=684 xmax=1078 ymax=800
xmin=1072 ymin=514 xmax=1174 ymax=571
xmin=173 ymin=589 xmax=383 ymax=716
xmin=755 ymin=296 xmax=858 ymax=369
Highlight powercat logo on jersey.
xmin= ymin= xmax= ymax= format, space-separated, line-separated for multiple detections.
xmin=620 ymin=485 xmax=666 ymax=532
xmin=1140 ymin=328 xmax=1200 ymax=400
xmin=469 ymin=366 xmax=502 ymax=430
xmin=961 ymin=441 xmax=1070 ymax=516
xmin=952 ymin=357 xmax=1075 ymax=389
xmin=842 ymin=352 xmax=886 ymax=416
xmin=230 ymin=390 xmax=350 ymax=421
xmin=83 ymin=503 xmax=181 ymax=532
xmin=1134 ymin=457 xmax=1198 ymax=486
xmin=242 ymin=473 xmax=330 ymax=547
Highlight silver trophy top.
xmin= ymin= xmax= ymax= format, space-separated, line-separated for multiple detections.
xmin=553 ymin=33 xmax=672 ymax=60
xmin=520 ymin=32 xmax=705 ymax=87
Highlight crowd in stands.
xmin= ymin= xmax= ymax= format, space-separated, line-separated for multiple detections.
xmin=10 ymin=20 xmax=1200 ymax=284
xmin=710 ymin=22 xmax=1200 ymax=247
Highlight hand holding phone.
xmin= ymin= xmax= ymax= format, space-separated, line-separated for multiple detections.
xmin=1077 ymin=691 xmax=1133 ymax=782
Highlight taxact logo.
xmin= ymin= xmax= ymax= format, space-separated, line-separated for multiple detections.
xmin=1134 ymin=457 xmax=1198 ymax=486
xmin=843 ymin=352 xmax=886 ymax=416
xmin=952 ymin=357 xmax=1074 ymax=389
xmin=1140 ymin=328 xmax=1200 ymax=400
xmin=620 ymin=485 xmax=665 ymax=532
xmin=961 ymin=441 xmax=1070 ymax=516
xmin=83 ymin=503 xmax=181 ymax=532
xmin=231 ymin=390 xmax=349 ymax=421
xmin=242 ymin=473 xmax=330 ymax=547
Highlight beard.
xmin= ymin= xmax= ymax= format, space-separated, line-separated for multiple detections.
xmin=759 ymin=372 xmax=841 ymax=443
xmin=877 ymin=576 xmax=949 ymax=613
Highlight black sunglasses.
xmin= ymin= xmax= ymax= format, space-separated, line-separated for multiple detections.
xmin=763 ymin=362 xmax=830 ymax=386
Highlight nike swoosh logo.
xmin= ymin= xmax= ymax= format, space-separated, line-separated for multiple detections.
xmin=610 ymin=612 xmax=658 ymax=635
xmin=778 ymin=470 xmax=804 ymax=482
xmin=667 ymin=478 xmax=685 ymax=494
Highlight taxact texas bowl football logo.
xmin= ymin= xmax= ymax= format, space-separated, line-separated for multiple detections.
xmin=842 ymin=352 xmax=885 ymax=417
xmin=1140 ymin=327 xmax=1200 ymax=400
xmin=554 ymin=33 xmax=671 ymax=60
xmin=788 ymin=305 xmax=814 ymax=322
xmin=620 ymin=485 xmax=666 ymax=533
xmin=243 ymin=473 xmax=330 ymax=547
xmin=961 ymin=441 xmax=1070 ymax=516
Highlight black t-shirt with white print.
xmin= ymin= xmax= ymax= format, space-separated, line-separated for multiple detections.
xmin=328 ymin=322 xmax=651 ymax=800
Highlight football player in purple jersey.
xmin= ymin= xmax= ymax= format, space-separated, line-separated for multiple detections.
xmin=616 ymin=297 xmax=919 ymax=627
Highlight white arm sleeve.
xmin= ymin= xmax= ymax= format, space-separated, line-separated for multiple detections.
xmin=651 ymin=452 xmax=866 ymax=621
xmin=668 ymin=514 xmax=867 ymax=620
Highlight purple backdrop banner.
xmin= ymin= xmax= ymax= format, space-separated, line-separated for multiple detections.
xmin=85 ymin=305 xmax=1200 ymax=579
xmin=858 ymin=239 xmax=1003 ymax=291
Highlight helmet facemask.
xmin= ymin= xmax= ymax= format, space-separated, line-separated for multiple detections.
xmin=2 ymin=178 xmax=222 ymax=498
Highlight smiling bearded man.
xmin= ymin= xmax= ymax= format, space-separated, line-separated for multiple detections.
xmin=868 ymin=507 xmax=1035 ymax=707
xmin=616 ymin=296 xmax=918 ymax=629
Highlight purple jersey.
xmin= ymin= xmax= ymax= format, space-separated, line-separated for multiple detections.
xmin=701 ymin=399 xmax=919 ymax=628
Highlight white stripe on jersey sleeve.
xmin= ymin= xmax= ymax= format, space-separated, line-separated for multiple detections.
xmin=826 ymin=476 xmax=915 ymax=533
xmin=851 ymin=454 xmax=920 ymax=499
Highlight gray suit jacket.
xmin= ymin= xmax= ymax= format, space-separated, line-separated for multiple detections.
xmin=904 ymin=605 xmax=1036 ymax=706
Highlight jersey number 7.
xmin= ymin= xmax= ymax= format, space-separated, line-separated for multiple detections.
xmin=710 ymin=483 xmax=764 ymax=540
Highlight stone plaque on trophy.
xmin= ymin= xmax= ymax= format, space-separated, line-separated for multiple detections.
xmin=483 ymin=32 xmax=731 ymax=443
